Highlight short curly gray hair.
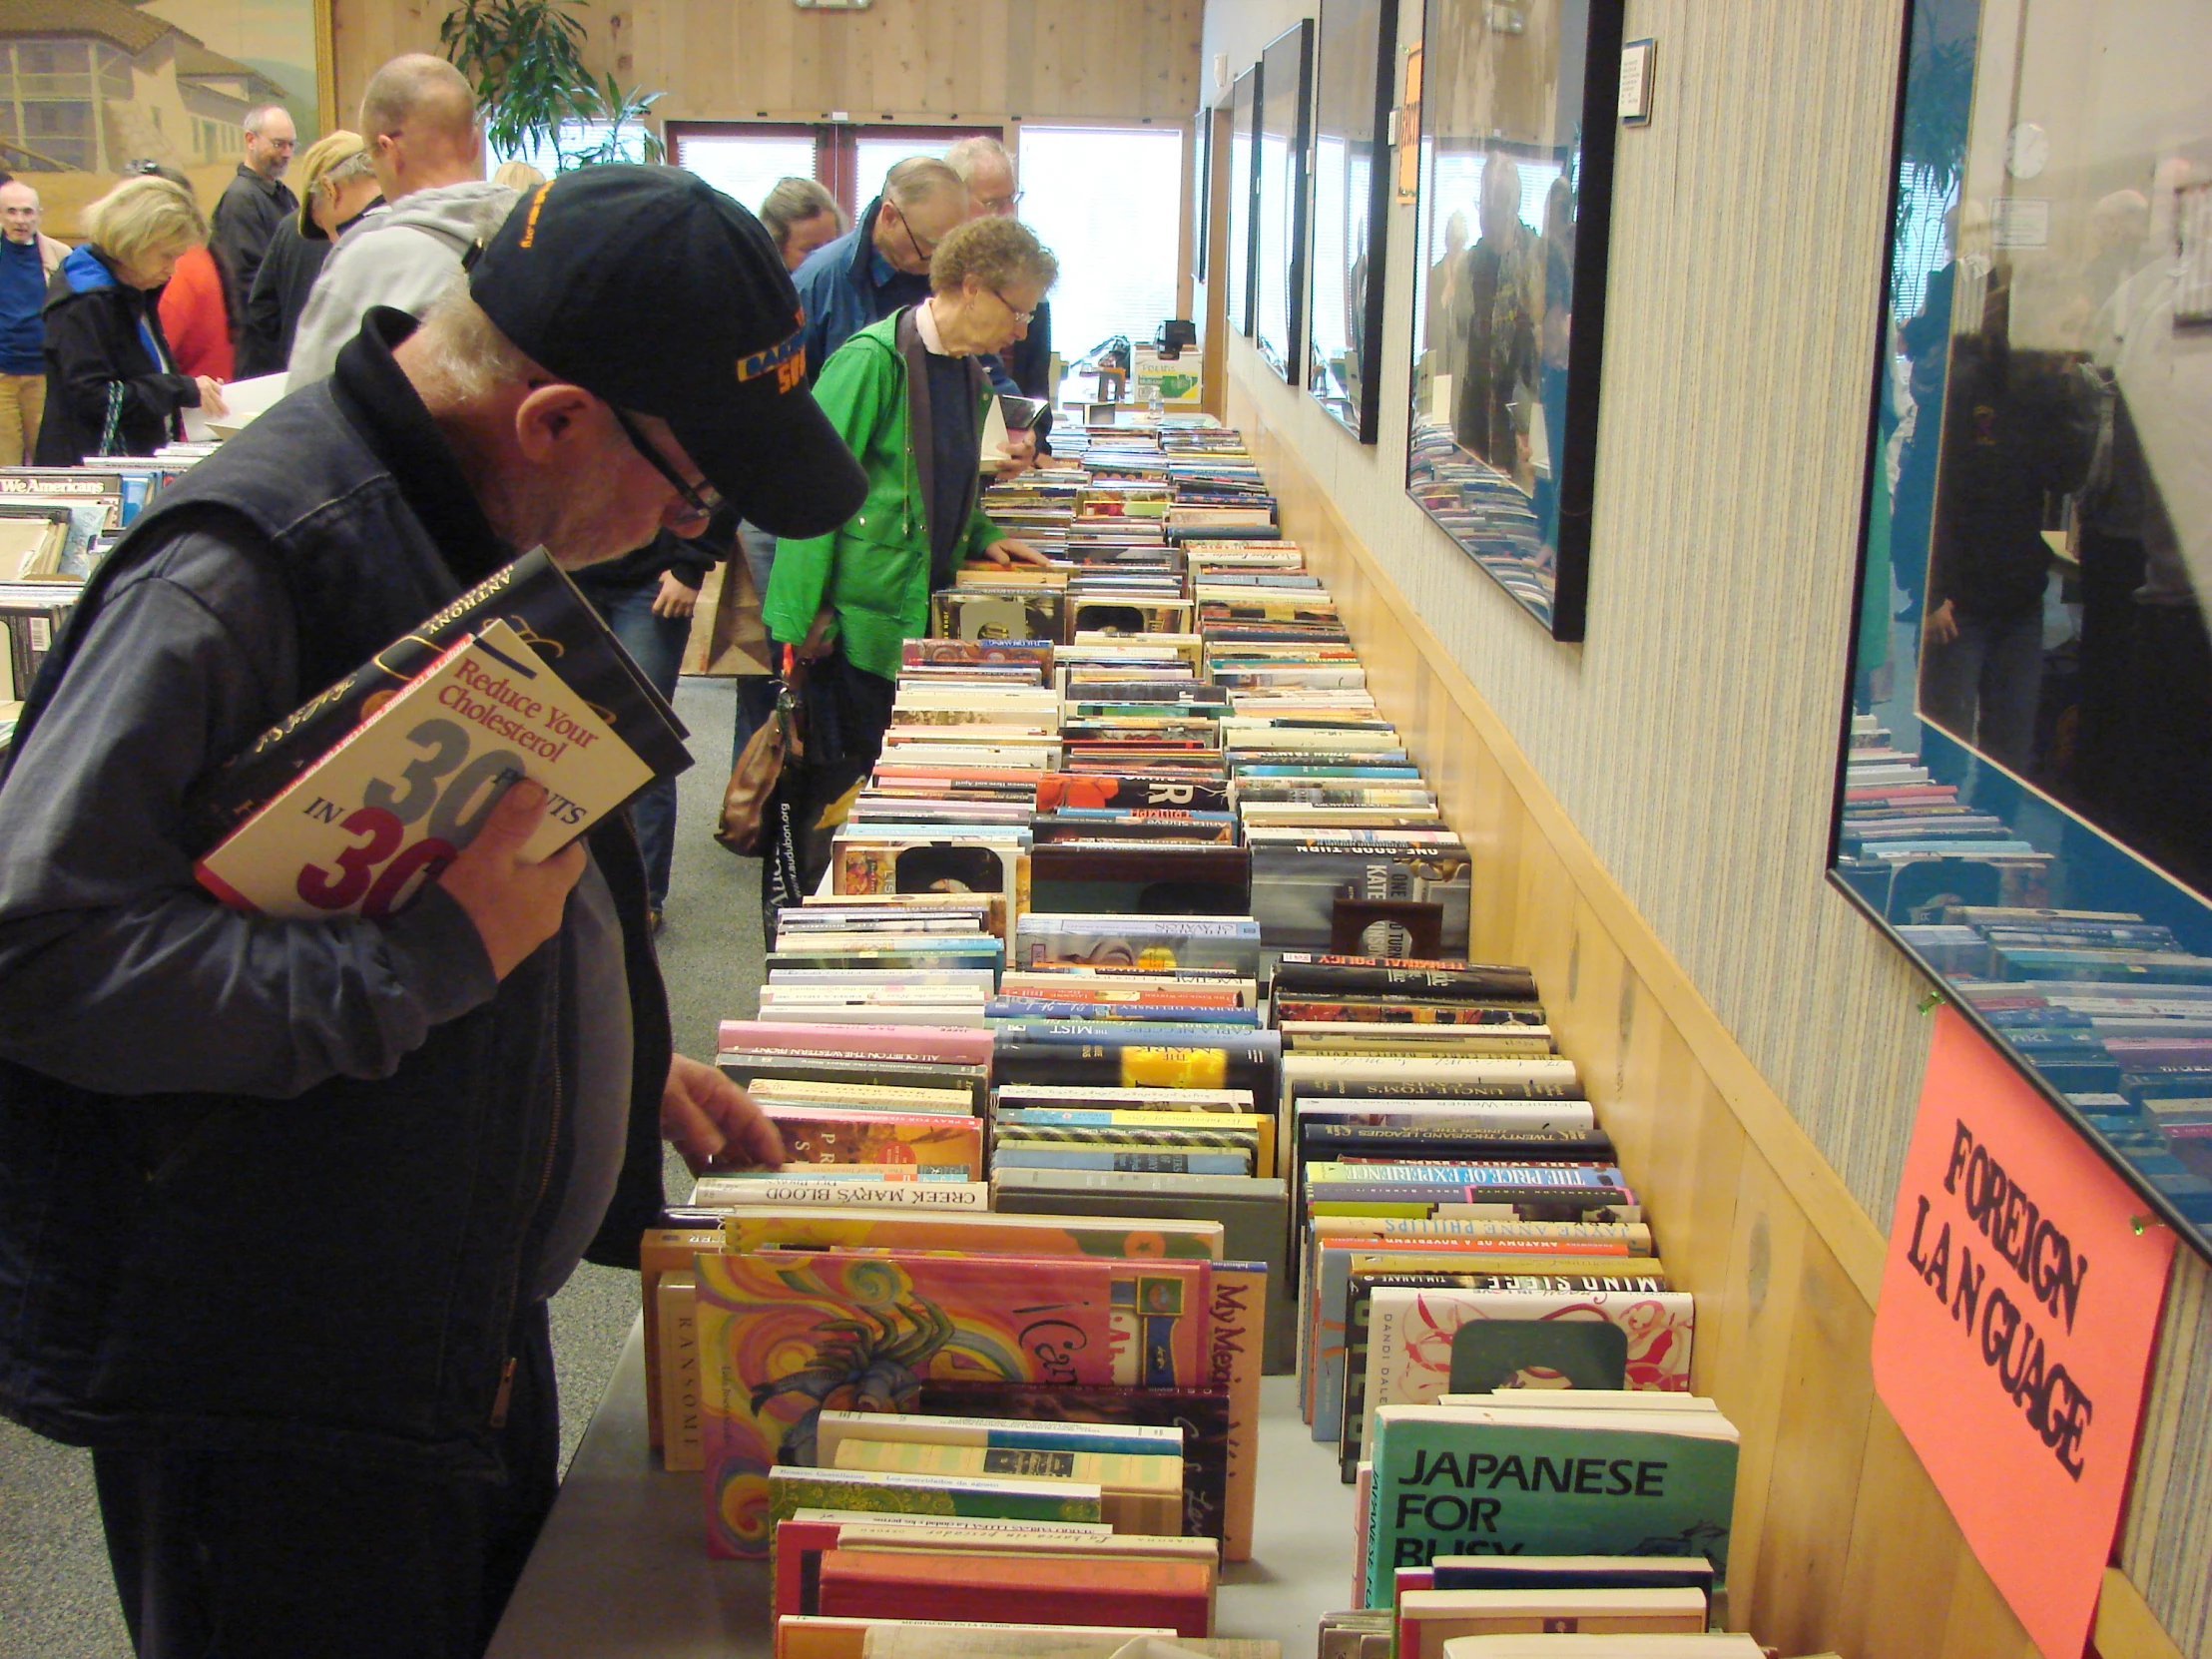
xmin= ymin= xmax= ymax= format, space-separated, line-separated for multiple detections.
xmin=929 ymin=216 xmax=1058 ymax=297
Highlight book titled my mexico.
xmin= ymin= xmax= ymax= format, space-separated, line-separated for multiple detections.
xmin=195 ymin=617 xmax=654 ymax=920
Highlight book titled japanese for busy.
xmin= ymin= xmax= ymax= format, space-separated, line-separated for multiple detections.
xmin=195 ymin=616 xmax=652 ymax=919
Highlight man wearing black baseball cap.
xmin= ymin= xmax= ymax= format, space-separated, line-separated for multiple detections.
xmin=0 ymin=167 xmax=859 ymax=1657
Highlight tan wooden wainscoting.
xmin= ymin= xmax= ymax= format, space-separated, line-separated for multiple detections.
xmin=1226 ymin=379 xmax=2180 ymax=1659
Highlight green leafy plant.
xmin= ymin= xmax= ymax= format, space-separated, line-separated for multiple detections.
xmin=440 ymin=0 xmax=667 ymax=170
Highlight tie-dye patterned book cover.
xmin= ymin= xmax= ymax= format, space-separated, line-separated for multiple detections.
xmin=696 ymin=1250 xmax=1211 ymax=1557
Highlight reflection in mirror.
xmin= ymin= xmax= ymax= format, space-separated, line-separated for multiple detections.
xmin=1257 ymin=22 xmax=1315 ymax=382
xmin=1403 ymin=0 xmax=1621 ymax=640
xmin=1229 ymin=66 xmax=1260 ymax=339
xmin=1309 ymin=0 xmax=1399 ymax=442
xmin=1836 ymin=0 xmax=2212 ymax=1252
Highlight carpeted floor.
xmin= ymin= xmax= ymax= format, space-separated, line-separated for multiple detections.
xmin=0 ymin=675 xmax=765 ymax=1659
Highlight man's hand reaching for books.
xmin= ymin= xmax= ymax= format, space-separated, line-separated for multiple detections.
xmin=436 ymin=780 xmax=587 ymax=979
xmin=663 ymin=1052 xmax=785 ymax=1174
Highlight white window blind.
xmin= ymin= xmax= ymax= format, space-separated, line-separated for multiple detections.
xmin=1018 ymin=125 xmax=1186 ymax=361
xmin=675 ymin=132 xmax=821 ymax=218
xmin=488 ymin=119 xmax=645 ymax=177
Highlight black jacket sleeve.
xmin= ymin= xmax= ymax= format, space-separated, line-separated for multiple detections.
xmin=238 ymin=228 xmax=296 ymax=377
xmin=44 ymin=289 xmax=199 ymax=449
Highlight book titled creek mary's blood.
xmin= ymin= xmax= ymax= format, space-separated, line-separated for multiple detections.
xmin=188 ymin=548 xmax=689 ymax=845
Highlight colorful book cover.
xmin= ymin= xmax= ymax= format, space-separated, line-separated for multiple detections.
xmin=1362 ymin=1405 xmax=1738 ymax=1605
xmin=714 ymin=1208 xmax=1223 ymax=1262
xmin=1207 ymin=1261 xmax=1267 ymax=1562
xmin=697 ymin=1250 xmax=1121 ymax=1558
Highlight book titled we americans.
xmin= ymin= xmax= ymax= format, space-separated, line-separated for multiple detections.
xmin=196 ymin=616 xmax=653 ymax=919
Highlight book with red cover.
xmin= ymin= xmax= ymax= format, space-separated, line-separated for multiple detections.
xmin=816 ymin=1547 xmax=1213 ymax=1637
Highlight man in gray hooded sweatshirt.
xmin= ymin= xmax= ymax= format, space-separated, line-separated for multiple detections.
xmin=286 ymin=54 xmax=516 ymax=389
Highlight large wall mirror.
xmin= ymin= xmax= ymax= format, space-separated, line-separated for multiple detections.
xmin=1228 ymin=64 xmax=1261 ymax=340
xmin=1402 ymin=0 xmax=1623 ymax=641
xmin=1833 ymin=0 xmax=2212 ymax=1256
xmin=1256 ymin=21 xmax=1314 ymax=382
xmin=1308 ymin=0 xmax=1399 ymax=442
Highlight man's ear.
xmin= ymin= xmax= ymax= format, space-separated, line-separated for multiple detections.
xmin=513 ymin=383 xmax=602 ymax=465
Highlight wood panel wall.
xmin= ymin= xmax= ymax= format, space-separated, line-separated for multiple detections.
xmin=1228 ymin=368 xmax=2182 ymax=1659
xmin=328 ymin=0 xmax=1202 ymax=136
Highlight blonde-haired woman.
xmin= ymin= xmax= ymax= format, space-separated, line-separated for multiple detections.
xmin=239 ymin=130 xmax=384 ymax=375
xmin=38 ymin=174 xmax=226 ymax=463
xmin=490 ymin=160 xmax=547 ymax=193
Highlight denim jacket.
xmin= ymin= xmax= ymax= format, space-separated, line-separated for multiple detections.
xmin=0 ymin=310 xmax=669 ymax=1464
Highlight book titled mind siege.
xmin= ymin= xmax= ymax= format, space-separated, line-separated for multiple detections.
xmin=196 ymin=618 xmax=652 ymax=919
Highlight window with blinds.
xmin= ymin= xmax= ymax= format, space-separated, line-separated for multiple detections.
xmin=672 ymin=128 xmax=821 ymax=219
xmin=1017 ymin=125 xmax=1187 ymax=363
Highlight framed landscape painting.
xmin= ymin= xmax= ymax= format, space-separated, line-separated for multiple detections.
xmin=0 ymin=0 xmax=332 ymax=234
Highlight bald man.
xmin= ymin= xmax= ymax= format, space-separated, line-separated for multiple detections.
xmin=212 ymin=104 xmax=297 ymax=321
xmin=286 ymin=54 xmax=516 ymax=388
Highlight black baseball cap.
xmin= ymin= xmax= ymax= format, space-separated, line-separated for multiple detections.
xmin=470 ymin=166 xmax=866 ymax=539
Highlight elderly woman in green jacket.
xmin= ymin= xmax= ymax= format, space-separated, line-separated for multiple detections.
xmin=763 ymin=216 xmax=1057 ymax=889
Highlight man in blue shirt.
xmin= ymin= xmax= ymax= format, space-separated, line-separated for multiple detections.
xmin=792 ymin=156 xmax=968 ymax=376
xmin=0 ymin=181 xmax=67 ymax=464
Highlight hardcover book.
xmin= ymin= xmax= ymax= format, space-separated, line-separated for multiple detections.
xmin=190 ymin=548 xmax=688 ymax=840
xmin=195 ymin=619 xmax=654 ymax=919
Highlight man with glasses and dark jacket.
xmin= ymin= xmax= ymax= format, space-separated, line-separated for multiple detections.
xmin=0 ymin=168 xmax=865 ymax=1659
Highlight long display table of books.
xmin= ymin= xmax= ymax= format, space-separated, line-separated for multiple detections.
xmin=486 ymin=1317 xmax=1353 ymax=1658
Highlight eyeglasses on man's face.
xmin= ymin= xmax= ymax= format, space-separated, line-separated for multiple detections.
xmin=612 ymin=407 xmax=721 ymax=523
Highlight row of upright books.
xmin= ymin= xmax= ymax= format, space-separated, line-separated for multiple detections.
xmin=633 ymin=427 xmax=1755 ymax=1658
xmin=0 ymin=459 xmax=192 ymax=718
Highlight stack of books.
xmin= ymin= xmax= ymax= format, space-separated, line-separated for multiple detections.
xmin=1276 ymin=953 xmax=1690 ymax=1483
xmin=1184 ymin=556 xmax=1469 ymax=957
xmin=679 ymin=1205 xmax=1266 ymax=1567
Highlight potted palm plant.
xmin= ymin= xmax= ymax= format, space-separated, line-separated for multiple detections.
xmin=440 ymin=0 xmax=667 ymax=169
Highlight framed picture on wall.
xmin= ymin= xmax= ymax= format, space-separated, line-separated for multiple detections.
xmin=1228 ymin=64 xmax=1260 ymax=340
xmin=0 ymin=0 xmax=333 ymax=238
xmin=1192 ymin=100 xmax=1214 ymax=284
xmin=1255 ymin=20 xmax=1314 ymax=382
xmin=1309 ymin=0 xmax=1399 ymax=442
xmin=1402 ymin=0 xmax=1624 ymax=642
xmin=1828 ymin=0 xmax=2212 ymax=1262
